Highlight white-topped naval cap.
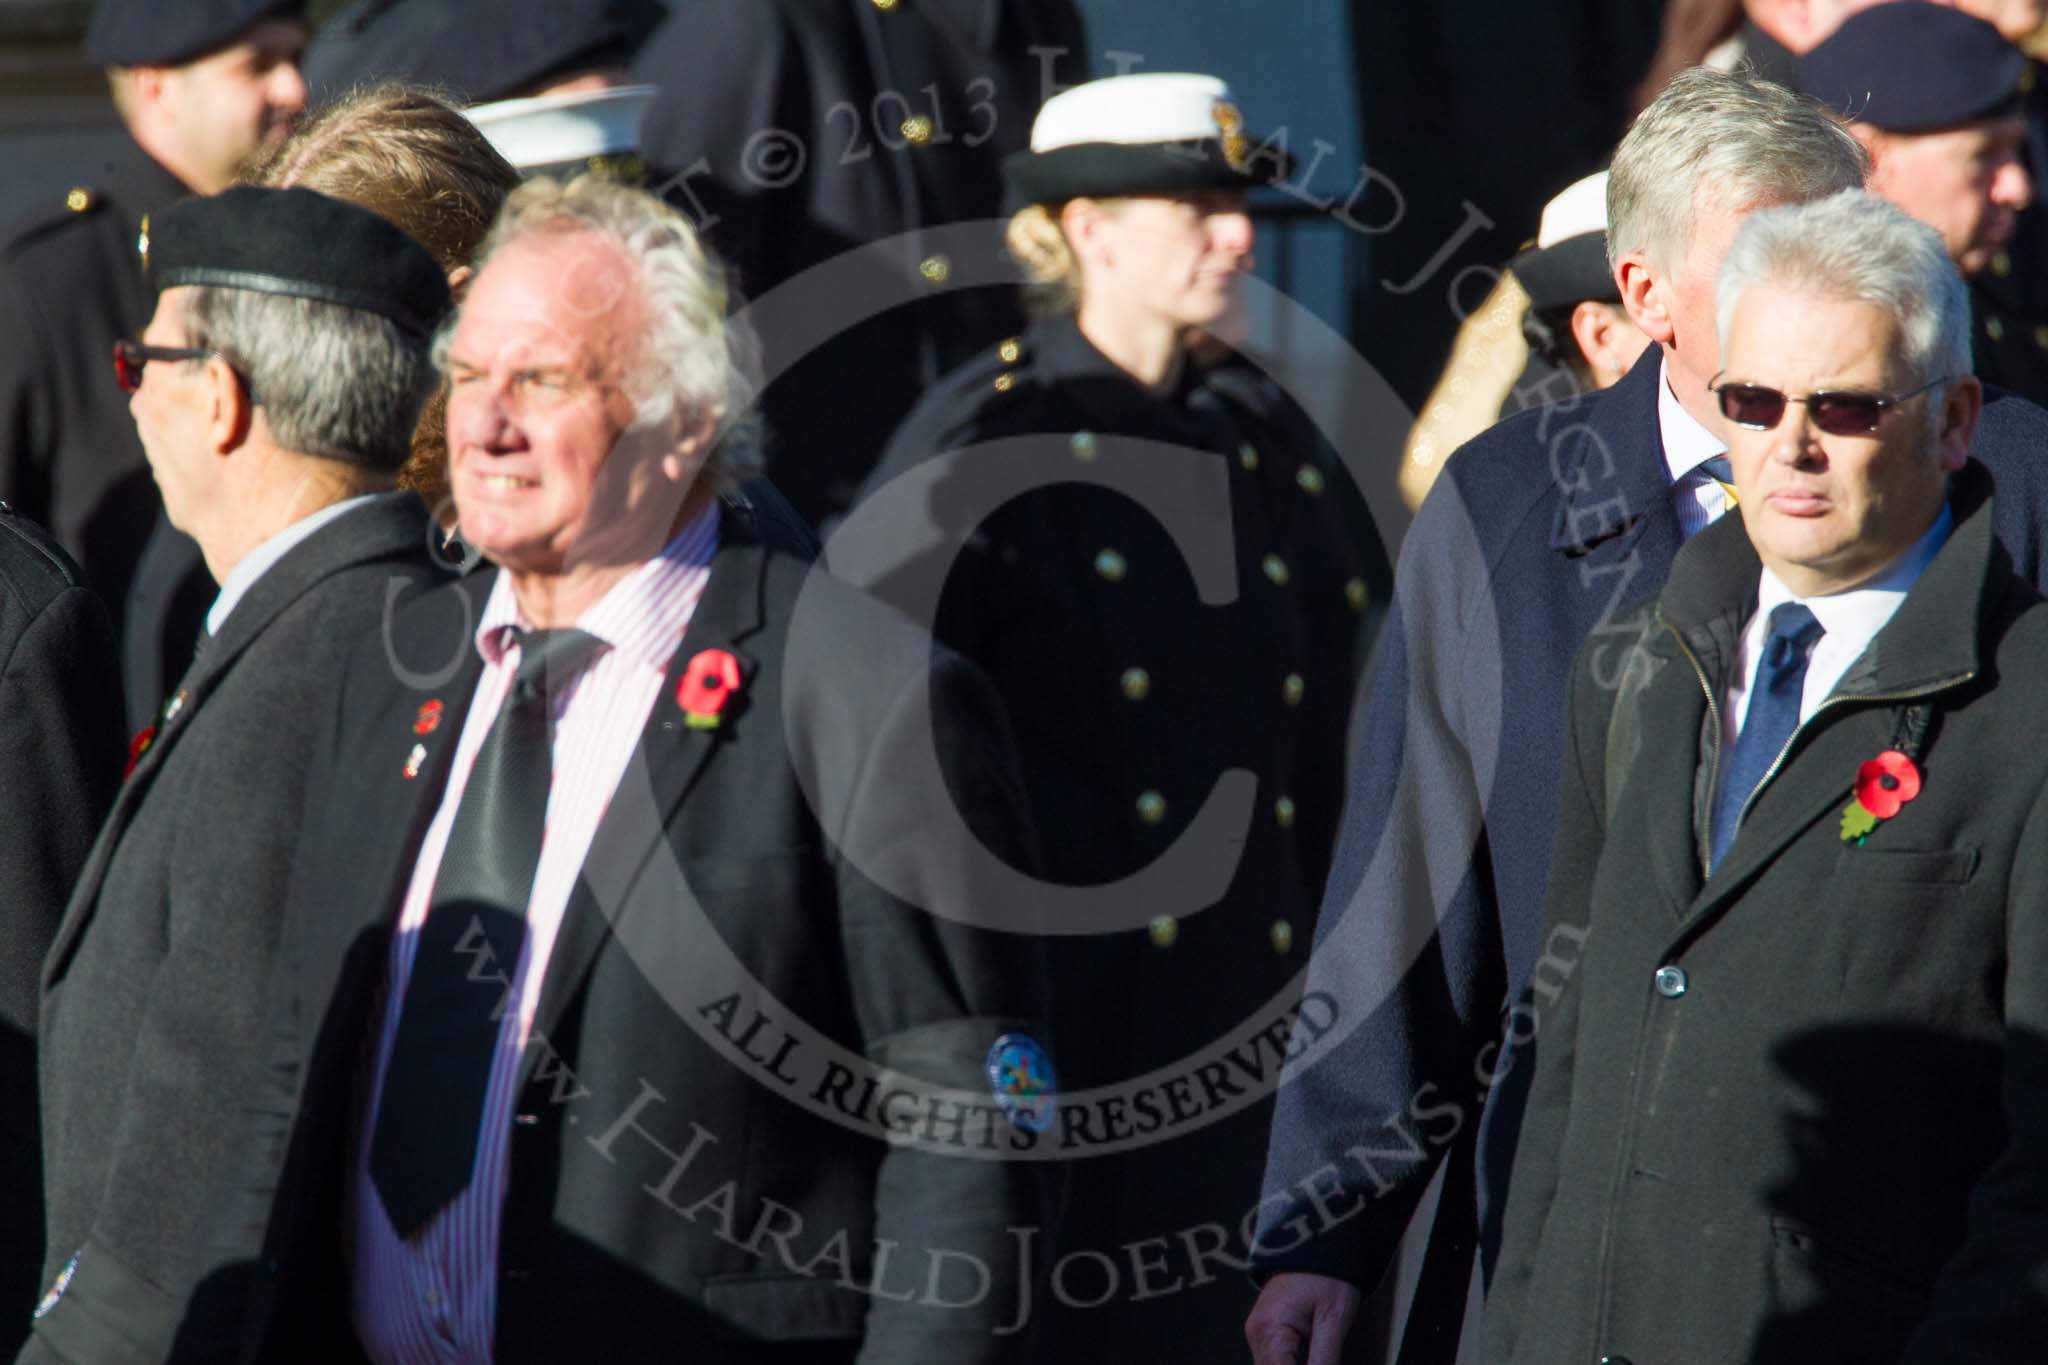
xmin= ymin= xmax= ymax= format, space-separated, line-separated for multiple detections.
xmin=463 ymin=84 xmax=657 ymax=174
xmin=1029 ymin=72 xmax=1239 ymax=152
xmin=1536 ymin=170 xmax=1611 ymax=249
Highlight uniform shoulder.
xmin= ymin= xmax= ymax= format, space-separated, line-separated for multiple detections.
xmin=1 ymin=184 xmax=111 ymax=260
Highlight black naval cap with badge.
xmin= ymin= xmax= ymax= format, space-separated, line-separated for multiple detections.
xmin=1793 ymin=2 xmax=2030 ymax=134
xmin=1002 ymin=71 xmax=1294 ymax=205
xmin=84 ymin=0 xmax=303 ymax=66
xmin=304 ymin=0 xmax=662 ymax=105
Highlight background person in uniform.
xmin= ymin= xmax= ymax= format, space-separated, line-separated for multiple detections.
xmin=1795 ymin=4 xmax=2046 ymax=404
xmin=632 ymin=0 xmax=1088 ymax=528
xmin=855 ymin=72 xmax=1387 ymax=1363
xmin=1486 ymin=187 xmax=2048 ymax=1365
xmin=203 ymin=176 xmax=1045 ymax=1365
xmin=0 ymin=517 xmax=125 ymax=1357
xmin=0 ymin=0 xmax=308 ymax=737
xmin=23 ymin=186 xmax=449 ymax=1365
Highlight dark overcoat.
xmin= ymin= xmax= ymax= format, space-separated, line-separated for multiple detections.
xmin=1252 ymin=346 xmax=2048 ymax=1362
xmin=854 ymin=317 xmax=1388 ymax=1360
xmin=24 ymin=493 xmax=444 ymax=1365
xmin=1484 ymin=466 xmax=2048 ymax=1363
xmin=185 ymin=489 xmax=1049 ymax=1365
xmin=0 ymin=507 xmax=124 ymax=1358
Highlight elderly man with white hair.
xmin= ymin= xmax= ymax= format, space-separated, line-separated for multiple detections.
xmin=205 ymin=175 xmax=1048 ymax=1365
xmin=1484 ymin=185 xmax=2048 ymax=1364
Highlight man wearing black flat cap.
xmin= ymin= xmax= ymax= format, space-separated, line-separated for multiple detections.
xmin=1795 ymin=2 xmax=2048 ymax=404
xmin=21 ymin=186 xmax=449 ymax=1365
xmin=0 ymin=0 xmax=308 ymax=736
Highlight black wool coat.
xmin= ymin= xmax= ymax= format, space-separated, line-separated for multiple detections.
xmin=25 ymin=493 xmax=445 ymax=1365
xmin=183 ymin=489 xmax=1049 ymax=1365
xmin=1253 ymin=346 xmax=2048 ymax=1363
xmin=0 ymin=507 xmax=124 ymax=1358
xmin=1486 ymin=465 xmax=2048 ymax=1363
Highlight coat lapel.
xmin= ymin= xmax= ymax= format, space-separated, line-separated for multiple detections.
xmin=522 ymin=507 xmax=773 ymax=1067
xmin=46 ymin=494 xmax=432 ymax=984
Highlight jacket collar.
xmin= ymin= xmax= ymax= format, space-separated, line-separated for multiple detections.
xmin=1656 ymin=459 xmax=1997 ymax=701
xmin=1548 ymin=344 xmax=1672 ymax=553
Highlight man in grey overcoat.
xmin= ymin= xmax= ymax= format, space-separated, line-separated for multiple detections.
xmin=22 ymin=186 xmax=450 ymax=1365
xmin=1485 ymin=189 xmax=2048 ymax=1362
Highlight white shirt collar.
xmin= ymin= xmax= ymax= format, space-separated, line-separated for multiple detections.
xmin=206 ymin=492 xmax=387 ymax=638
xmin=1753 ymin=501 xmax=1955 ymax=652
xmin=1658 ymin=353 xmax=1728 ymax=483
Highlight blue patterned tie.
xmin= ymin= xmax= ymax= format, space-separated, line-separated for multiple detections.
xmin=1710 ymin=603 xmax=1823 ymax=870
xmin=1702 ymin=455 xmax=1738 ymax=505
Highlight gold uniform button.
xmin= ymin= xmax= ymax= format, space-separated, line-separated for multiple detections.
xmin=1262 ymin=554 xmax=1290 ymax=587
xmin=1345 ymin=577 xmax=1370 ymax=611
xmin=1120 ymin=667 xmax=1151 ymax=701
xmin=902 ymin=115 xmax=934 ymax=145
xmin=1239 ymin=442 xmax=1259 ymax=471
xmin=919 ymin=253 xmax=951 ymax=284
xmin=2033 ymin=325 xmax=2048 ymax=351
xmin=1136 ymin=790 xmax=1167 ymax=825
xmin=65 ymin=187 xmax=90 ymax=213
xmin=872 ymin=0 xmax=899 ymax=9
xmin=1148 ymin=915 xmax=1179 ymax=948
xmin=992 ymin=373 xmax=1015 ymax=393
xmin=1274 ymin=795 xmax=1297 ymax=828
xmin=1988 ymin=315 xmax=2007 ymax=342
xmin=1070 ymin=429 xmax=1098 ymax=460
xmin=1270 ymin=920 xmax=1295 ymax=955
xmin=1094 ymin=548 xmax=1127 ymax=582
xmin=1282 ymin=673 xmax=1305 ymax=707
xmin=1296 ymin=465 xmax=1326 ymax=496
xmin=1994 ymin=250 xmax=2014 ymax=277
xmin=999 ymin=336 xmax=1022 ymax=364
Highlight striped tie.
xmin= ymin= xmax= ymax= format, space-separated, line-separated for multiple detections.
xmin=1702 ymin=454 xmax=1739 ymax=506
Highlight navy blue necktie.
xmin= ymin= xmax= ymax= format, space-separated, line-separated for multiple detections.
xmin=1710 ymin=603 xmax=1823 ymax=870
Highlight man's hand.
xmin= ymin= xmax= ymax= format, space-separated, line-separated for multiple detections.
xmin=1245 ymin=1271 xmax=1363 ymax=1365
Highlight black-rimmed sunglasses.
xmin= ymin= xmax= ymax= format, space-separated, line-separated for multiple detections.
xmin=113 ymin=339 xmax=219 ymax=392
xmin=1708 ymin=373 xmax=1950 ymax=436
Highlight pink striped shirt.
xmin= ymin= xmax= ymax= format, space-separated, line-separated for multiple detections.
xmin=347 ymin=505 xmax=721 ymax=1365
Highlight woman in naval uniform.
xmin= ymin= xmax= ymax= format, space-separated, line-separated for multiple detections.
xmin=853 ymin=71 xmax=1390 ymax=1364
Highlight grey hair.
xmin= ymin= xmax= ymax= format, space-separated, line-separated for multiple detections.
xmin=454 ymin=174 xmax=764 ymax=488
xmin=1609 ymin=66 xmax=1867 ymax=274
xmin=1715 ymin=189 xmax=1972 ymax=390
xmin=182 ymin=287 xmax=436 ymax=472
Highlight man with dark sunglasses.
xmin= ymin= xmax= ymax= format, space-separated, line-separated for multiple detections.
xmin=21 ymin=185 xmax=448 ymax=1365
xmin=1485 ymin=186 xmax=2048 ymax=1364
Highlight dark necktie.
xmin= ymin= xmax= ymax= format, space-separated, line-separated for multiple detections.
xmin=369 ymin=626 xmax=603 ymax=1238
xmin=1709 ymin=603 xmax=1823 ymax=870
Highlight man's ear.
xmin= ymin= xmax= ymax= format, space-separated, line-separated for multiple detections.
xmin=1615 ymin=250 xmax=1675 ymax=347
xmin=446 ymin=264 xmax=475 ymax=302
xmin=1850 ymin=124 xmax=1886 ymax=187
xmin=1938 ymin=375 xmax=1983 ymax=472
xmin=203 ymin=354 xmax=253 ymax=456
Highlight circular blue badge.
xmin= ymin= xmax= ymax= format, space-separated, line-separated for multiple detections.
xmin=986 ymin=1032 xmax=1058 ymax=1134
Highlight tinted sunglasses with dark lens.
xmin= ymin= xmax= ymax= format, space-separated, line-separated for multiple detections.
xmin=113 ymin=339 xmax=217 ymax=392
xmin=1708 ymin=374 xmax=1950 ymax=436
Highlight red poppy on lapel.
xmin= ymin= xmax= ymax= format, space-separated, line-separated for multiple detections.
xmin=414 ymin=699 xmax=444 ymax=735
xmin=1840 ymin=749 xmax=1922 ymax=843
xmin=676 ymin=648 xmax=743 ymax=730
xmin=124 ymin=725 xmax=155 ymax=779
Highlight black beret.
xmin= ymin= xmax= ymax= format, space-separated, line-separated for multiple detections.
xmin=1795 ymin=3 xmax=2028 ymax=134
xmin=148 ymin=186 xmax=450 ymax=340
xmin=305 ymin=0 xmax=663 ymax=105
xmin=85 ymin=0 xmax=302 ymax=67
xmin=1512 ymin=232 xmax=1619 ymax=311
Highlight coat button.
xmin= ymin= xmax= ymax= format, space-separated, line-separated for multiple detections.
xmin=1070 ymin=429 xmax=1098 ymax=461
xmin=919 ymin=253 xmax=951 ymax=284
xmin=1296 ymin=465 xmax=1326 ymax=496
xmin=1239 ymin=442 xmax=1259 ymax=470
xmin=1281 ymin=673 xmax=1305 ymax=707
xmin=1987 ymin=315 xmax=2007 ymax=342
xmin=1095 ymin=548 xmax=1127 ymax=582
xmin=1262 ymin=554 xmax=1290 ymax=586
xmin=1654 ymin=965 xmax=1688 ymax=998
xmin=1345 ymin=577 xmax=1370 ymax=611
xmin=999 ymin=336 xmax=1022 ymax=364
xmin=1274 ymin=795 xmax=1297 ymax=828
xmin=1148 ymin=915 xmax=1179 ymax=948
xmin=902 ymin=115 xmax=934 ymax=145
xmin=1270 ymin=920 xmax=1295 ymax=954
xmin=1120 ymin=667 xmax=1151 ymax=701
xmin=992 ymin=372 xmax=1015 ymax=393
xmin=872 ymin=0 xmax=899 ymax=10
xmin=1136 ymin=790 xmax=1166 ymax=824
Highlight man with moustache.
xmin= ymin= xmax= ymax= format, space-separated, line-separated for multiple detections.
xmin=1486 ymin=186 xmax=2048 ymax=1364
xmin=0 ymin=0 xmax=308 ymax=730
xmin=1247 ymin=65 xmax=2048 ymax=1365
xmin=25 ymin=186 xmax=448 ymax=1365
xmin=208 ymin=176 xmax=1044 ymax=1364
